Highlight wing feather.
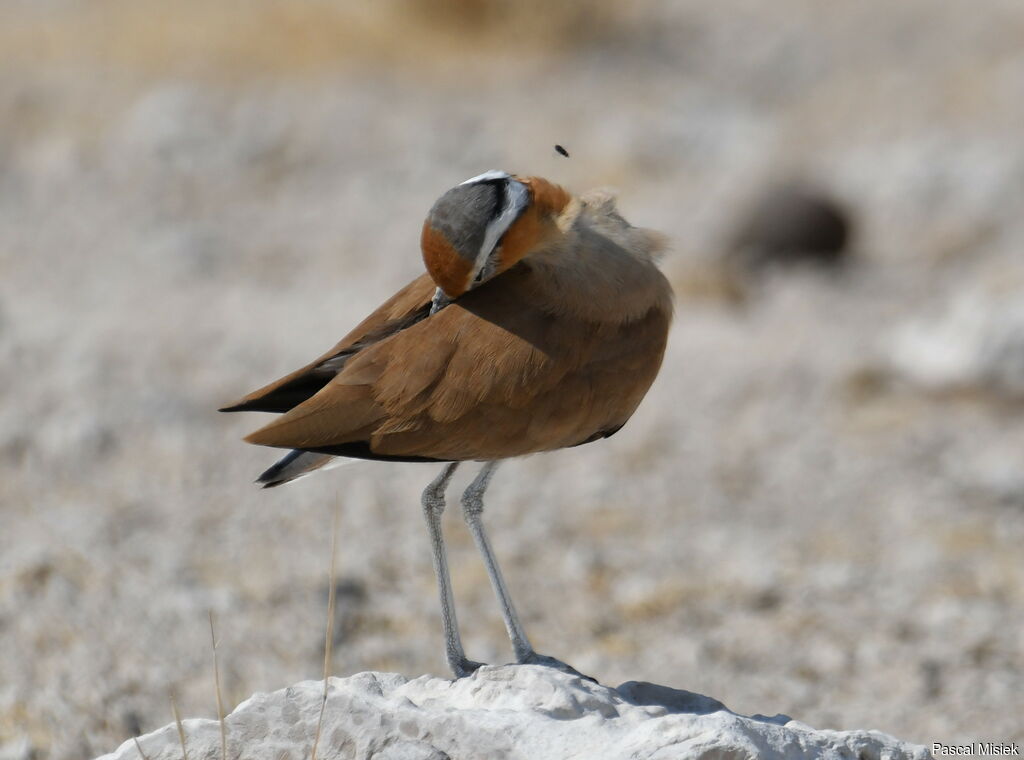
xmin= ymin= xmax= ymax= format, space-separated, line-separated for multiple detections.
xmin=243 ymin=265 xmax=670 ymax=461
xmin=219 ymin=274 xmax=436 ymax=413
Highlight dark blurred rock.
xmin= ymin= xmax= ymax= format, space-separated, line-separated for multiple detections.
xmin=120 ymin=711 xmax=144 ymax=739
xmin=726 ymin=182 xmax=854 ymax=271
xmin=317 ymin=577 xmax=368 ymax=648
xmin=919 ymin=659 xmax=943 ymax=700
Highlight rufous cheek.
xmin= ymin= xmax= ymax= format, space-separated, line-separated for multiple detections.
xmin=494 ymin=178 xmax=571 ymax=272
xmin=494 ymin=205 xmax=546 ymax=272
xmin=421 ymin=223 xmax=473 ymax=297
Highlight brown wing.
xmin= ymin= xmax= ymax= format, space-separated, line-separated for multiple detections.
xmin=243 ymin=265 xmax=670 ymax=462
xmin=219 ymin=274 xmax=436 ymax=413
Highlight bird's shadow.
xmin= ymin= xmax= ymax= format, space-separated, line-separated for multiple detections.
xmin=511 ymin=656 xmax=792 ymax=725
xmin=614 ymin=679 xmax=792 ymax=725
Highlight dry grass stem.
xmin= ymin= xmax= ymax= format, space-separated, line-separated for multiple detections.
xmin=132 ymin=737 xmax=151 ymax=760
xmin=209 ymin=610 xmax=228 ymax=760
xmin=310 ymin=505 xmax=340 ymax=760
xmin=170 ymin=693 xmax=189 ymax=760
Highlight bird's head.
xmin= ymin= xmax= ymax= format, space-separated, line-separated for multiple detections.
xmin=420 ymin=171 xmax=572 ymax=299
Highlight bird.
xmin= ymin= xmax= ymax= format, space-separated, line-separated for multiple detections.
xmin=220 ymin=170 xmax=673 ymax=677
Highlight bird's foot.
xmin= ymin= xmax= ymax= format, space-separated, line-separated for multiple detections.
xmin=449 ymin=655 xmax=487 ymax=679
xmin=515 ymin=650 xmax=598 ymax=683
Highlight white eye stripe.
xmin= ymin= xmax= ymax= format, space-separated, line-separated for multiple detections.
xmin=460 ymin=169 xmax=512 ymax=186
xmin=471 ymin=178 xmax=530 ymax=281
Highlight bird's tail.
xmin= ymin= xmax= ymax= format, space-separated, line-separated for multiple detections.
xmin=257 ymin=450 xmax=353 ymax=488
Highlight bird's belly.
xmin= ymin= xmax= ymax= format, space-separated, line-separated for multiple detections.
xmin=373 ymin=351 xmax=663 ymax=461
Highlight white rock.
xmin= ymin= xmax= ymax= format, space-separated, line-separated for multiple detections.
xmin=886 ymin=285 xmax=1024 ymax=398
xmin=96 ymin=665 xmax=928 ymax=760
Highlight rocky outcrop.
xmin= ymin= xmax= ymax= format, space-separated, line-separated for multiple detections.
xmin=97 ymin=665 xmax=929 ymax=760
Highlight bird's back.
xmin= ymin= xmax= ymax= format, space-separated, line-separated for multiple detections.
xmin=230 ymin=189 xmax=673 ymax=464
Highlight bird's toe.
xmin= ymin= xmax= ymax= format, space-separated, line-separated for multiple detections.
xmin=450 ymin=656 xmax=487 ymax=678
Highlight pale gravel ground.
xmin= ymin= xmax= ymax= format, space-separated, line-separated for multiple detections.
xmin=1 ymin=2 xmax=1023 ymax=757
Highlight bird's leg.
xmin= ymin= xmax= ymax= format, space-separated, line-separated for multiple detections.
xmin=421 ymin=462 xmax=484 ymax=678
xmin=460 ymin=464 xmax=596 ymax=681
xmin=460 ymin=462 xmax=538 ymax=663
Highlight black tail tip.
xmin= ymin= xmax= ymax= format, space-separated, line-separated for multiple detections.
xmin=256 ymin=469 xmax=287 ymax=488
xmin=254 ymin=449 xmax=307 ymax=488
xmin=256 ymin=463 xmax=290 ymax=489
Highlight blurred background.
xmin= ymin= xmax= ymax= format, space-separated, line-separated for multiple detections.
xmin=2 ymin=0 xmax=1023 ymax=756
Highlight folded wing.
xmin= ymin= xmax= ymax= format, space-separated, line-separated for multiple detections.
xmin=242 ymin=265 xmax=669 ymax=462
xmin=219 ymin=274 xmax=436 ymax=414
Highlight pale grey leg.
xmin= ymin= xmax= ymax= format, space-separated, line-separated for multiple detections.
xmin=460 ymin=462 xmax=537 ymax=662
xmin=421 ymin=462 xmax=484 ymax=677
